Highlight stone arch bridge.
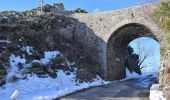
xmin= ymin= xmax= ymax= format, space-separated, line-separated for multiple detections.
xmin=68 ymin=5 xmax=165 ymax=80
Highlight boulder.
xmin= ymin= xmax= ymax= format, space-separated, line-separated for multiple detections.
xmin=43 ymin=4 xmax=53 ymax=12
xmin=74 ymin=8 xmax=88 ymax=13
xmin=53 ymin=3 xmax=65 ymax=11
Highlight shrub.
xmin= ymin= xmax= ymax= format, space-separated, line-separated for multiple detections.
xmin=153 ymin=1 xmax=170 ymax=56
xmin=18 ymin=62 xmax=23 ymax=71
xmin=65 ymin=71 xmax=71 ymax=75
xmin=32 ymin=53 xmax=43 ymax=60
xmin=48 ymin=72 xmax=57 ymax=78
xmin=31 ymin=62 xmax=42 ymax=68
xmin=0 ymin=25 xmax=8 ymax=32
xmin=161 ymin=47 xmax=167 ymax=56
xmin=0 ymin=70 xmax=7 ymax=76
xmin=56 ymin=56 xmax=66 ymax=64
xmin=11 ymin=75 xmax=19 ymax=82
xmin=74 ymin=8 xmax=88 ymax=13
xmin=0 ymin=80 xmax=6 ymax=86
xmin=162 ymin=19 xmax=170 ymax=31
xmin=51 ymin=56 xmax=66 ymax=65
xmin=30 ymin=62 xmax=50 ymax=76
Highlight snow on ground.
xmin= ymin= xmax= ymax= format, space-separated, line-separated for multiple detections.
xmin=125 ymin=64 xmax=158 ymax=88
xmin=0 ymin=50 xmax=110 ymax=100
xmin=6 ymin=54 xmax=27 ymax=82
xmin=0 ymin=40 xmax=11 ymax=43
xmin=40 ymin=51 xmax=61 ymax=64
xmin=125 ymin=68 xmax=158 ymax=79
xmin=149 ymin=84 xmax=166 ymax=100
xmin=0 ymin=70 xmax=109 ymax=100
xmin=21 ymin=46 xmax=34 ymax=55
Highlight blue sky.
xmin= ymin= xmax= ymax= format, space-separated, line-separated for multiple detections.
xmin=0 ymin=0 xmax=140 ymax=12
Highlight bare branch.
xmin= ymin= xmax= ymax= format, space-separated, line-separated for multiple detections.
xmin=140 ymin=65 xmax=150 ymax=69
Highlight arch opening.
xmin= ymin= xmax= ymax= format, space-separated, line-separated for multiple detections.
xmin=126 ymin=37 xmax=160 ymax=79
xmin=106 ymin=23 xmax=160 ymax=80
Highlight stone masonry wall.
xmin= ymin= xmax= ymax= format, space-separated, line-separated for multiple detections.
xmin=70 ymin=4 xmax=165 ymax=79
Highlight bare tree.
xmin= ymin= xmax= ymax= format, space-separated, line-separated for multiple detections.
xmin=134 ymin=38 xmax=155 ymax=69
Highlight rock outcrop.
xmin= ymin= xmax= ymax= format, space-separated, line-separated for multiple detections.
xmin=0 ymin=5 xmax=99 ymax=85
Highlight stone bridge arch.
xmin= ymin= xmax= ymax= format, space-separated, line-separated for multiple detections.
xmin=106 ymin=18 xmax=164 ymax=80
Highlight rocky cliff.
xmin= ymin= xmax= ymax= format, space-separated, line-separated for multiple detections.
xmin=0 ymin=5 xmax=101 ymax=86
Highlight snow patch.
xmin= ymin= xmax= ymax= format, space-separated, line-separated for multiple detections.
xmin=125 ymin=68 xmax=158 ymax=79
xmin=21 ymin=46 xmax=34 ymax=55
xmin=0 ymin=40 xmax=11 ymax=43
xmin=0 ymin=50 xmax=110 ymax=100
xmin=6 ymin=54 xmax=27 ymax=82
xmin=40 ymin=51 xmax=61 ymax=64
xmin=125 ymin=68 xmax=158 ymax=88
xmin=0 ymin=70 xmax=109 ymax=100
xmin=150 ymin=84 xmax=166 ymax=100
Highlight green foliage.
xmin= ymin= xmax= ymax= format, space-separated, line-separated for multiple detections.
xmin=51 ymin=56 xmax=66 ymax=65
xmin=153 ymin=1 xmax=170 ymax=56
xmin=0 ymin=70 xmax=7 ymax=76
xmin=30 ymin=62 xmax=57 ymax=78
xmin=32 ymin=53 xmax=44 ymax=60
xmin=31 ymin=62 xmax=42 ymax=68
xmin=154 ymin=1 xmax=170 ymax=30
xmin=160 ymin=47 xmax=167 ymax=56
xmin=48 ymin=72 xmax=57 ymax=79
xmin=162 ymin=18 xmax=170 ymax=30
xmin=0 ymin=11 xmax=19 ymax=15
xmin=160 ymin=1 xmax=170 ymax=15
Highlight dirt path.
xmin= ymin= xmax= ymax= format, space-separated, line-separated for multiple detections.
xmin=56 ymin=77 xmax=156 ymax=100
